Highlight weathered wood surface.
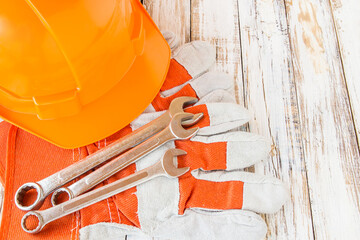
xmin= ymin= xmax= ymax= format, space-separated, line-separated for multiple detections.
xmin=143 ymin=0 xmax=191 ymax=45
xmin=237 ymin=0 xmax=313 ymax=239
xmin=191 ymin=0 xmax=244 ymax=103
xmin=144 ymin=0 xmax=360 ymax=239
xmin=0 ymin=1 xmax=358 ymax=239
xmin=285 ymin=0 xmax=360 ymax=239
xmin=330 ymin=0 xmax=360 ymax=148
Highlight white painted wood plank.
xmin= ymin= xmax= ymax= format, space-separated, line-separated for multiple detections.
xmin=284 ymin=0 xmax=360 ymax=239
xmin=330 ymin=0 xmax=360 ymax=148
xmin=237 ymin=0 xmax=313 ymax=239
xmin=190 ymin=0 xmax=244 ymax=105
xmin=143 ymin=0 xmax=190 ymax=45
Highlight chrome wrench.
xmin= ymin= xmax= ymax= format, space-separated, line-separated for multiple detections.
xmin=51 ymin=112 xmax=199 ymax=205
xmin=15 ymin=96 xmax=200 ymax=211
xmin=21 ymin=149 xmax=189 ymax=234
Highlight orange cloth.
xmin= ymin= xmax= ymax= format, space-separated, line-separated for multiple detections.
xmin=0 ymin=59 xmax=245 ymax=239
xmin=0 ymin=59 xmax=193 ymax=239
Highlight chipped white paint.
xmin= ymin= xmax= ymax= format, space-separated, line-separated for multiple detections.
xmin=145 ymin=0 xmax=360 ymax=239
xmin=238 ymin=0 xmax=313 ymax=239
xmin=143 ymin=0 xmax=190 ymax=45
xmin=190 ymin=0 xmax=244 ymax=104
xmin=330 ymin=0 xmax=360 ymax=148
xmin=0 ymin=1 xmax=358 ymax=239
xmin=285 ymin=0 xmax=360 ymax=239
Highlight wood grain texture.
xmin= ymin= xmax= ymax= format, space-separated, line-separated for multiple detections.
xmin=143 ymin=0 xmax=190 ymax=45
xmin=285 ymin=0 xmax=360 ymax=239
xmin=144 ymin=0 xmax=360 ymax=239
xmin=237 ymin=0 xmax=314 ymax=238
xmin=0 ymin=1 xmax=357 ymax=239
xmin=191 ymin=0 xmax=244 ymax=104
xmin=330 ymin=0 xmax=360 ymax=149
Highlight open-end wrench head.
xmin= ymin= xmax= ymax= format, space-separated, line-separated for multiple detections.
xmin=168 ymin=96 xmax=198 ymax=117
xmin=168 ymin=96 xmax=202 ymax=126
xmin=169 ymin=113 xmax=201 ymax=139
xmin=182 ymin=112 xmax=203 ymax=126
xmin=162 ymin=149 xmax=189 ymax=177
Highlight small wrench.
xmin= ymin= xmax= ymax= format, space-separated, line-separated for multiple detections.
xmin=15 ymin=96 xmax=201 ymax=211
xmin=21 ymin=149 xmax=189 ymax=234
xmin=51 ymin=112 xmax=199 ymax=205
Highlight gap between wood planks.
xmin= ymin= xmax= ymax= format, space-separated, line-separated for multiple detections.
xmin=143 ymin=0 xmax=360 ymax=239
xmin=328 ymin=0 xmax=360 ymax=152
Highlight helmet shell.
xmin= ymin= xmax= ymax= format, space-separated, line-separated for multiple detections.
xmin=0 ymin=0 xmax=171 ymax=148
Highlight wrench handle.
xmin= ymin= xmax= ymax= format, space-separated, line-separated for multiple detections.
xmin=22 ymin=162 xmax=163 ymax=234
xmin=15 ymin=113 xmax=170 ymax=211
xmin=65 ymin=128 xmax=174 ymax=198
xmin=46 ymin=113 xmax=169 ymax=189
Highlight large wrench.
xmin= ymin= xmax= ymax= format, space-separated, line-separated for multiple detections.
xmin=51 ymin=112 xmax=199 ymax=205
xmin=15 ymin=97 xmax=200 ymax=211
xmin=21 ymin=149 xmax=189 ymax=234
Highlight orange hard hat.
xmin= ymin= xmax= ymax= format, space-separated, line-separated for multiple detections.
xmin=0 ymin=0 xmax=170 ymax=148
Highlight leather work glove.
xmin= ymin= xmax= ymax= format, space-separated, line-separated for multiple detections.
xmin=70 ymin=34 xmax=288 ymax=240
xmin=0 ymin=35 xmax=241 ymax=239
xmin=0 ymin=33 xmax=288 ymax=240
xmin=79 ymin=94 xmax=288 ymax=240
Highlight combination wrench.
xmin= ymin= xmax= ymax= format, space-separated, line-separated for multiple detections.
xmin=15 ymin=96 xmax=201 ymax=211
xmin=51 ymin=112 xmax=199 ymax=205
xmin=21 ymin=149 xmax=189 ymax=234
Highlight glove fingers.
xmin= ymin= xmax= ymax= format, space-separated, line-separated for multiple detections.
xmin=178 ymin=131 xmax=271 ymax=170
xmin=153 ymin=209 xmax=267 ymax=240
xmin=189 ymin=170 xmax=289 ymax=214
xmin=83 ymin=208 xmax=267 ymax=240
xmin=161 ymin=31 xmax=180 ymax=52
xmin=160 ymin=41 xmax=216 ymax=92
xmin=160 ymin=71 xmax=233 ymax=99
xmin=195 ymin=89 xmax=236 ymax=105
xmin=173 ymin=41 xmax=216 ymax=79
xmin=186 ymin=103 xmax=251 ymax=135
xmin=178 ymin=175 xmax=244 ymax=214
xmin=153 ymin=71 xmax=234 ymax=112
xmin=151 ymin=42 xmax=217 ymax=111
xmin=80 ymin=222 xmax=148 ymax=240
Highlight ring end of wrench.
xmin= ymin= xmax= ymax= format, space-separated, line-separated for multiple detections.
xmin=21 ymin=211 xmax=44 ymax=234
xmin=51 ymin=187 xmax=73 ymax=206
xmin=15 ymin=182 xmax=45 ymax=211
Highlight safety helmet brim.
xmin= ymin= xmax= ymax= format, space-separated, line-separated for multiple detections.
xmin=0 ymin=5 xmax=171 ymax=149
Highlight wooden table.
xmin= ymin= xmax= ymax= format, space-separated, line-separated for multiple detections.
xmin=142 ymin=0 xmax=360 ymax=239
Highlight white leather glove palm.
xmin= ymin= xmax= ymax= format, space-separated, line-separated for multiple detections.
xmin=79 ymin=33 xmax=289 ymax=240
